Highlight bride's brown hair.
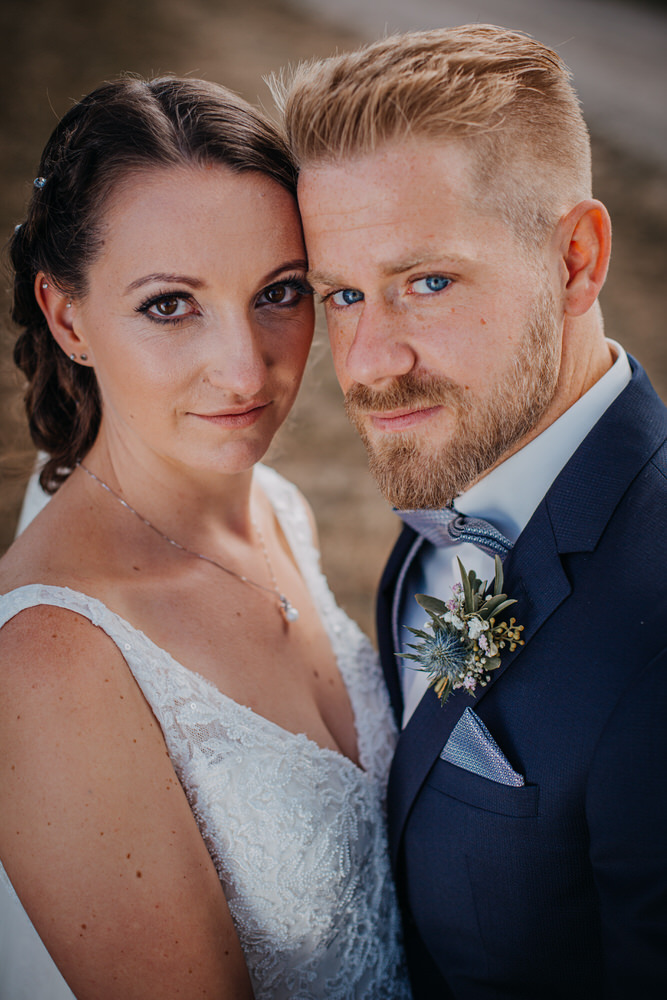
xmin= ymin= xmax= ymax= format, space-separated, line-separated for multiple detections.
xmin=9 ymin=76 xmax=296 ymax=494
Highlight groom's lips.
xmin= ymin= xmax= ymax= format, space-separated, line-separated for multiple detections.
xmin=368 ymin=404 xmax=443 ymax=432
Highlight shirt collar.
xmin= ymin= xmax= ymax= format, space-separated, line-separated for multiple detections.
xmin=454 ymin=341 xmax=631 ymax=543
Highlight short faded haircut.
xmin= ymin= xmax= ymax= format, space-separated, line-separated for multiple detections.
xmin=273 ymin=24 xmax=593 ymax=246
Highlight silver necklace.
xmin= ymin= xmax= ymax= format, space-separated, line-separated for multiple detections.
xmin=77 ymin=462 xmax=299 ymax=624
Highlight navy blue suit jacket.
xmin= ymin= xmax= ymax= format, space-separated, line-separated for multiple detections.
xmin=377 ymin=359 xmax=667 ymax=999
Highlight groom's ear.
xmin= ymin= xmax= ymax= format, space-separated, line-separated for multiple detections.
xmin=557 ymin=200 xmax=612 ymax=317
xmin=34 ymin=273 xmax=93 ymax=366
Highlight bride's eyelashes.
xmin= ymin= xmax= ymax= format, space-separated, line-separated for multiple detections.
xmin=255 ymin=275 xmax=313 ymax=309
xmin=135 ymin=276 xmax=312 ymax=326
xmin=136 ymin=290 xmax=200 ymax=325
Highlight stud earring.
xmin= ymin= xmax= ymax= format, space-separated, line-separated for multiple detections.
xmin=41 ymin=281 xmax=48 ymax=290
xmin=66 ymin=301 xmax=72 ymax=308
xmin=80 ymin=354 xmax=88 ymax=361
xmin=69 ymin=353 xmax=76 ymax=361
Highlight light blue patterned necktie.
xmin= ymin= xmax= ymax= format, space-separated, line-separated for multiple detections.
xmin=396 ymin=506 xmax=512 ymax=559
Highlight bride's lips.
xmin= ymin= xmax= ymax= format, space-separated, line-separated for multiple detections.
xmin=189 ymin=401 xmax=271 ymax=428
xmin=368 ymin=404 xmax=443 ymax=433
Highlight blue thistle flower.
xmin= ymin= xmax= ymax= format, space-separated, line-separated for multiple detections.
xmin=402 ymin=624 xmax=471 ymax=685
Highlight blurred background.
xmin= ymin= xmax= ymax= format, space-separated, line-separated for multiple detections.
xmin=1 ymin=0 xmax=665 ymax=636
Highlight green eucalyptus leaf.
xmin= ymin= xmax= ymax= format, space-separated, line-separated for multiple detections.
xmin=488 ymin=598 xmax=517 ymax=619
xmin=469 ymin=569 xmax=485 ymax=612
xmin=481 ymin=595 xmax=514 ymax=617
xmin=415 ymin=593 xmax=450 ymax=616
xmin=494 ymin=555 xmax=504 ymax=596
xmin=458 ymin=558 xmax=474 ymax=612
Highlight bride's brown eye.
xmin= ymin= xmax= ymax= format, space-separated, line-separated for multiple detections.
xmin=264 ymin=284 xmax=286 ymax=303
xmin=137 ymin=292 xmax=196 ymax=322
xmin=156 ymin=297 xmax=180 ymax=315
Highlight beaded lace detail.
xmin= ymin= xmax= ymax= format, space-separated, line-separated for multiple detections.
xmin=0 ymin=465 xmax=410 ymax=999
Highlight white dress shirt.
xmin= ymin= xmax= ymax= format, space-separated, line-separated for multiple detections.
xmin=397 ymin=341 xmax=632 ymax=727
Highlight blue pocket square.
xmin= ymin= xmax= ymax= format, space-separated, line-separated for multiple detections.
xmin=440 ymin=707 xmax=525 ymax=787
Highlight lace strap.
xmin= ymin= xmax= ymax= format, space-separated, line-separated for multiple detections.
xmin=255 ymin=465 xmax=315 ymax=559
xmin=0 ymin=583 xmax=181 ymax=703
xmin=0 ymin=584 xmax=133 ymax=638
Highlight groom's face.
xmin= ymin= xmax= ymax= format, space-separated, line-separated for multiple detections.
xmin=299 ymin=138 xmax=563 ymax=508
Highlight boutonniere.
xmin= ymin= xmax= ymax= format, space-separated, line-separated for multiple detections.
xmin=400 ymin=556 xmax=524 ymax=706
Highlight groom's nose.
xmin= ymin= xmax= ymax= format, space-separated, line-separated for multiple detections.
xmin=330 ymin=299 xmax=418 ymax=390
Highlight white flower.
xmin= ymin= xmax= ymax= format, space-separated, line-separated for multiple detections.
xmin=443 ymin=612 xmax=464 ymax=631
xmin=467 ymin=617 xmax=486 ymax=640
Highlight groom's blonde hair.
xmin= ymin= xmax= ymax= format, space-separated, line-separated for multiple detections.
xmin=273 ymin=24 xmax=593 ymax=247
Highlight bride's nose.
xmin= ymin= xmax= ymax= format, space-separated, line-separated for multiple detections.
xmin=203 ymin=315 xmax=268 ymax=395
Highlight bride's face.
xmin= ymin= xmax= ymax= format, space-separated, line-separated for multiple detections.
xmin=68 ymin=164 xmax=314 ymax=477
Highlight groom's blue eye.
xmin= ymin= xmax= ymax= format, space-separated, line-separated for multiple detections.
xmin=411 ymin=275 xmax=452 ymax=294
xmin=330 ymin=288 xmax=364 ymax=307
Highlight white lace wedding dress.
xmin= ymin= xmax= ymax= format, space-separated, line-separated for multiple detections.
xmin=0 ymin=465 xmax=410 ymax=999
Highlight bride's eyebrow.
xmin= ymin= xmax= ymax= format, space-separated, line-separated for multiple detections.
xmin=261 ymin=259 xmax=309 ymax=283
xmin=125 ymin=273 xmax=204 ymax=293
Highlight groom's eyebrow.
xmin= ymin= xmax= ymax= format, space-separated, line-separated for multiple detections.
xmin=308 ymin=250 xmax=470 ymax=287
xmin=380 ymin=250 xmax=471 ymax=274
xmin=307 ymin=267 xmax=347 ymax=288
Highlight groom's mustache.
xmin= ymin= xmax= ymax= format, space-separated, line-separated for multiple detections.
xmin=344 ymin=372 xmax=467 ymax=418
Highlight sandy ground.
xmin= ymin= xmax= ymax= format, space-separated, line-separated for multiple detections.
xmin=1 ymin=0 xmax=665 ymax=637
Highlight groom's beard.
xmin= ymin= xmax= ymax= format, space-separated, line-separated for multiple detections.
xmin=344 ymin=289 xmax=561 ymax=509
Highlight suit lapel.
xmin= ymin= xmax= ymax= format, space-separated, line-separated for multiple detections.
xmin=377 ymin=524 xmax=419 ymax=725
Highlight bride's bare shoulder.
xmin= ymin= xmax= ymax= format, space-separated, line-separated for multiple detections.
xmin=0 ymin=487 xmax=126 ymax=699
xmin=0 ymin=480 xmax=112 ymax=593
xmin=0 ymin=598 xmax=134 ymax=723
